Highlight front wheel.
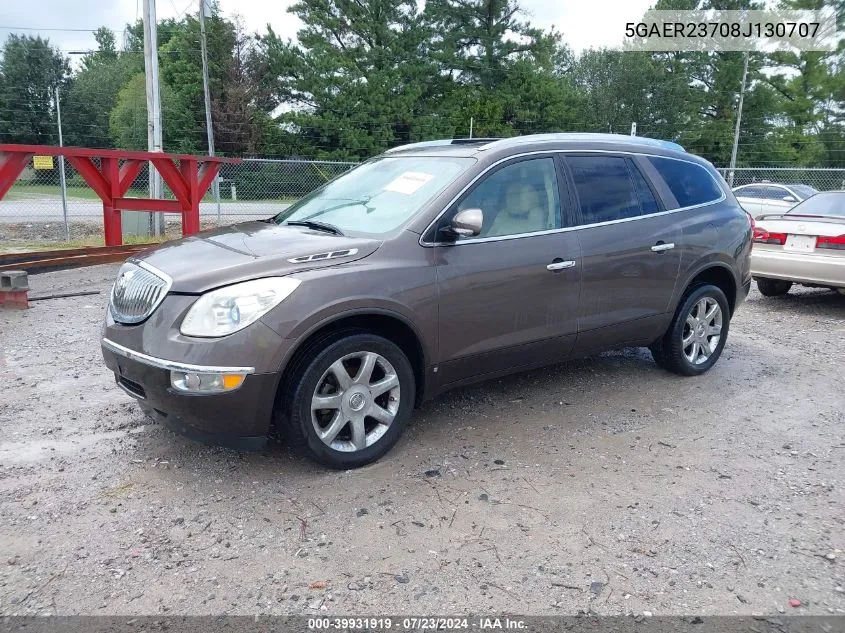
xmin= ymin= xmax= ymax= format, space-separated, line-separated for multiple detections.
xmin=650 ymin=284 xmax=730 ymax=377
xmin=282 ymin=332 xmax=415 ymax=469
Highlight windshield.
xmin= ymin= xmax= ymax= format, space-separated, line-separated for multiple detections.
xmin=789 ymin=184 xmax=818 ymax=199
xmin=274 ymin=156 xmax=475 ymax=237
xmin=786 ymin=192 xmax=845 ymax=217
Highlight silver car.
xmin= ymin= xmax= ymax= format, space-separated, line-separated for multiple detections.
xmin=733 ymin=182 xmax=818 ymax=216
xmin=751 ymin=191 xmax=845 ymax=296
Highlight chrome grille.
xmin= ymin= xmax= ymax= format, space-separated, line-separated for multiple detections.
xmin=109 ymin=262 xmax=171 ymax=324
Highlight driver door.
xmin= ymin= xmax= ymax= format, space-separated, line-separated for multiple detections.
xmin=432 ymin=155 xmax=582 ymax=387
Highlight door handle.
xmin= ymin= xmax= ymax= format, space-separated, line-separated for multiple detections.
xmin=547 ymin=260 xmax=576 ymax=271
xmin=651 ymin=242 xmax=675 ymax=253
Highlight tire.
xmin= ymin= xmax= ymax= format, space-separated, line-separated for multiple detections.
xmin=280 ymin=331 xmax=415 ymax=469
xmin=756 ymin=278 xmax=792 ymax=297
xmin=649 ymin=284 xmax=731 ymax=377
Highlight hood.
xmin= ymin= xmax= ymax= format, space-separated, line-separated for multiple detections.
xmin=133 ymin=221 xmax=381 ymax=293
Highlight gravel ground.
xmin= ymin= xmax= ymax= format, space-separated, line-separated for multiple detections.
xmin=0 ymin=264 xmax=843 ymax=617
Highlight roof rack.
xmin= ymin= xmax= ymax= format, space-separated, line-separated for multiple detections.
xmin=385 ymin=138 xmax=503 ymax=154
xmin=478 ymin=133 xmax=686 ymax=153
xmin=384 ymin=133 xmax=686 ymax=155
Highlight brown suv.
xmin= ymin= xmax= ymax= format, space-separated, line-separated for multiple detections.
xmin=101 ymin=133 xmax=752 ymax=468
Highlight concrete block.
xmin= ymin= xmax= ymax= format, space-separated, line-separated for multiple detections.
xmin=0 ymin=270 xmax=29 ymax=309
xmin=1 ymin=270 xmax=29 ymax=291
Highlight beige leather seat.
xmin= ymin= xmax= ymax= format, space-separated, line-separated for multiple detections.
xmin=486 ymin=181 xmax=548 ymax=237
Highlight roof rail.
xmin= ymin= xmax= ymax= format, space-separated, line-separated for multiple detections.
xmin=478 ymin=133 xmax=686 ymax=153
xmin=385 ymin=138 xmax=503 ymax=154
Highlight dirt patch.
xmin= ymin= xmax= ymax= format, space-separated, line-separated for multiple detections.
xmin=1 ymin=265 xmax=843 ymax=616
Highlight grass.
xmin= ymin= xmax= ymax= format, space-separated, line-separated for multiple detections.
xmin=0 ymin=234 xmax=170 ymax=253
xmin=5 ymin=184 xmax=104 ymax=200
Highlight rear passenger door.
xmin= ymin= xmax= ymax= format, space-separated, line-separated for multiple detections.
xmin=563 ymin=154 xmax=682 ymax=354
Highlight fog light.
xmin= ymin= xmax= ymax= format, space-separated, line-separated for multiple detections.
xmin=170 ymin=371 xmax=246 ymax=393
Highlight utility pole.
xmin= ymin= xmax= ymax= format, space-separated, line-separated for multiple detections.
xmin=630 ymin=122 xmax=637 ymax=136
xmin=199 ymin=0 xmax=221 ymax=225
xmin=55 ymin=86 xmax=69 ymax=241
xmin=728 ymin=52 xmax=749 ymax=188
xmin=143 ymin=0 xmax=164 ymax=236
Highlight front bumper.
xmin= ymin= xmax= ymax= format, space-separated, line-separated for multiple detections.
xmin=751 ymin=249 xmax=845 ymax=288
xmin=102 ymin=338 xmax=279 ymax=450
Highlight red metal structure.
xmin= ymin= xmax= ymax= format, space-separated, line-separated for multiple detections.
xmin=0 ymin=145 xmax=238 ymax=246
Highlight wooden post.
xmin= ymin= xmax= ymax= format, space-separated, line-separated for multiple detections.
xmin=180 ymin=158 xmax=200 ymax=236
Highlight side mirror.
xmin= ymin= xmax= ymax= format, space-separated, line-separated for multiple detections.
xmin=782 ymin=195 xmax=797 ymax=203
xmin=443 ymin=208 xmax=483 ymax=239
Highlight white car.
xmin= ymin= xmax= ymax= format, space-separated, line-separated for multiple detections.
xmin=733 ymin=182 xmax=818 ymax=216
xmin=751 ymin=191 xmax=845 ymax=296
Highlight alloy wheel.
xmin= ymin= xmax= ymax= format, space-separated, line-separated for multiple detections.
xmin=681 ymin=297 xmax=723 ymax=365
xmin=310 ymin=351 xmax=401 ymax=452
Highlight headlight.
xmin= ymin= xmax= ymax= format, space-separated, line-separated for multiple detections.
xmin=180 ymin=277 xmax=301 ymax=337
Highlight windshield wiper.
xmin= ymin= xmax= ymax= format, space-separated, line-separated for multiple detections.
xmin=285 ymin=220 xmax=345 ymax=236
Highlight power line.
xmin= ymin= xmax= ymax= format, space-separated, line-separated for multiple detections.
xmin=0 ymin=25 xmax=127 ymax=33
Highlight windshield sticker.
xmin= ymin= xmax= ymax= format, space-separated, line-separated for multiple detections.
xmin=384 ymin=172 xmax=435 ymax=195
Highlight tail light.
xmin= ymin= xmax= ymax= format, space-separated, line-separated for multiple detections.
xmin=752 ymin=228 xmax=787 ymax=245
xmin=816 ymin=234 xmax=845 ymax=250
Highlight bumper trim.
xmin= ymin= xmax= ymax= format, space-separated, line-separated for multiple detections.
xmin=144 ymin=406 xmax=268 ymax=451
xmin=102 ymin=338 xmax=255 ymax=375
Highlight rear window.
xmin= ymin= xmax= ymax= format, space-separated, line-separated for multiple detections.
xmin=567 ymin=156 xmax=644 ymax=224
xmin=647 ymin=157 xmax=723 ymax=209
xmin=786 ymin=192 xmax=845 ymax=217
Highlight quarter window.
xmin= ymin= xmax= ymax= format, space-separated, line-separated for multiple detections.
xmin=567 ymin=156 xmax=645 ymax=224
xmin=456 ymin=157 xmax=561 ymax=239
xmin=647 ymin=156 xmax=723 ymax=208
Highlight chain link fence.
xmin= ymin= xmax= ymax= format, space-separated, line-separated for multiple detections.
xmin=718 ymin=167 xmax=845 ymax=191
xmin=0 ymin=157 xmax=357 ymax=245
xmin=3 ymin=159 xmax=845 ymax=246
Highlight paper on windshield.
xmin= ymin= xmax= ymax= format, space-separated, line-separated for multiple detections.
xmin=383 ymin=172 xmax=435 ymax=195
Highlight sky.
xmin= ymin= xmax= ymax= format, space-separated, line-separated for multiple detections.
xmin=0 ymin=0 xmax=656 ymax=58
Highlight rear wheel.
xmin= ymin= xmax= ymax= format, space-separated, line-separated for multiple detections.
xmin=281 ymin=332 xmax=415 ymax=469
xmin=650 ymin=284 xmax=730 ymax=377
xmin=756 ymin=278 xmax=792 ymax=297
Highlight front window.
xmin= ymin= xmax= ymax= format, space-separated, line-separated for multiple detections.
xmin=455 ymin=157 xmax=561 ymax=238
xmin=274 ymin=156 xmax=475 ymax=237
xmin=786 ymin=192 xmax=845 ymax=218
xmin=788 ymin=184 xmax=818 ymax=199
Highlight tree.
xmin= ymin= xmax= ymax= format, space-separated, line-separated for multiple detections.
xmin=109 ymin=73 xmax=195 ymax=153
xmin=0 ymin=34 xmax=69 ymax=144
xmin=760 ymin=0 xmax=845 ymax=166
xmin=423 ymin=0 xmax=579 ymax=137
xmin=262 ymin=0 xmax=446 ymax=159
xmin=120 ymin=8 xmax=277 ymax=155
xmin=63 ymin=28 xmax=142 ymax=148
